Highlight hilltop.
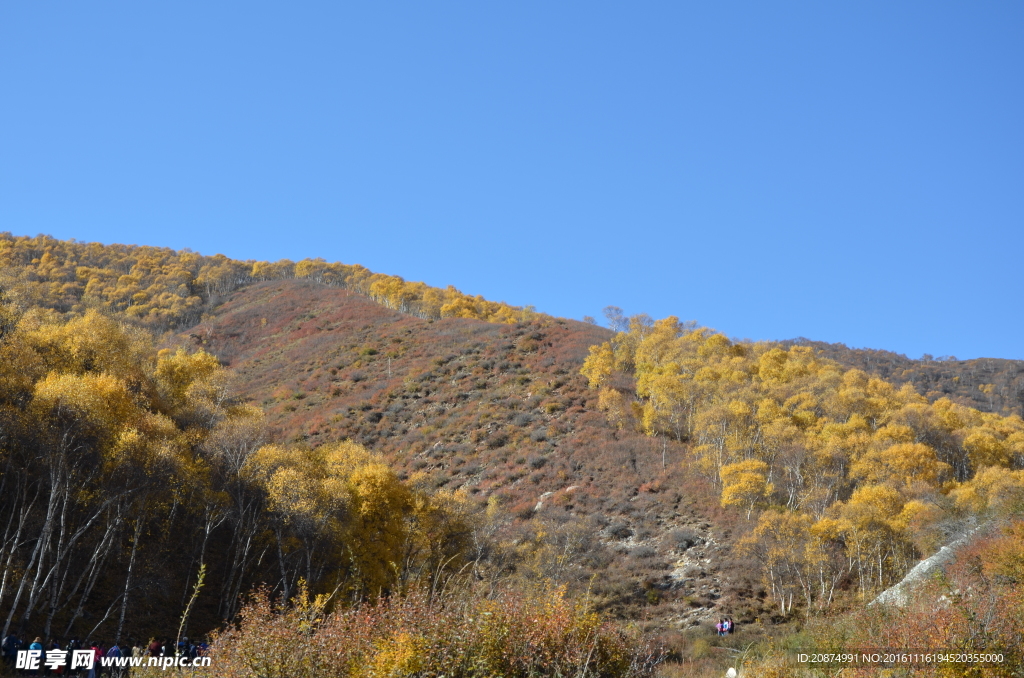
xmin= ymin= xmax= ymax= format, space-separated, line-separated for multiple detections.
xmin=3 ymin=231 xmax=1019 ymax=419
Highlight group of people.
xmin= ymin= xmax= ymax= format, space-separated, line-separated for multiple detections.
xmin=142 ymin=637 xmax=209 ymax=661
xmin=714 ymin=617 xmax=735 ymax=636
xmin=1 ymin=633 xmax=208 ymax=676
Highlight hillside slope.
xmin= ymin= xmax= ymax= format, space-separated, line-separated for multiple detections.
xmin=174 ymin=279 xmax=765 ymax=627
xmin=3 ymin=234 xmax=1020 ymax=641
xmin=173 ymin=278 xmax=1024 ymax=634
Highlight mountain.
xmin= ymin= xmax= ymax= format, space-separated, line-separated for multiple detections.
xmin=1 ymin=234 xmax=1021 ymax=674
xmin=0 ymin=233 xmax=762 ymax=638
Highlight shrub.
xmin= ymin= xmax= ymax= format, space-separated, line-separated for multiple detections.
xmin=519 ymin=339 xmax=540 ymax=353
xmin=631 ymin=545 xmax=657 ymax=559
xmin=512 ymin=412 xmax=534 ymax=427
xmin=542 ymin=400 xmax=564 ymax=414
xmin=688 ymin=638 xmax=711 ymax=660
xmin=668 ymin=528 xmax=699 ymax=550
xmin=604 ymin=522 xmax=633 ymax=539
xmin=211 ymin=584 xmax=664 ymax=678
xmin=486 ymin=432 xmax=510 ymax=449
xmin=511 ymin=501 xmax=536 ymax=520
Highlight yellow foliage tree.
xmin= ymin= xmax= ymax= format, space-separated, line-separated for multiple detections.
xmin=0 ymin=233 xmax=538 ymax=330
xmin=951 ymin=466 xmax=1024 ymax=516
xmin=850 ymin=442 xmax=951 ymax=489
xmin=720 ymin=459 xmax=773 ymax=519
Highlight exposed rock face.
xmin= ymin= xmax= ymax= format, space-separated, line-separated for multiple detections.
xmin=869 ymin=529 xmax=978 ymax=607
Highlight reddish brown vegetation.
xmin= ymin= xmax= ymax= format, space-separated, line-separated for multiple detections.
xmin=210 ymin=583 xmax=664 ymax=678
xmin=172 ymin=280 xmax=770 ymax=629
xmin=785 ymin=520 xmax=1024 ymax=677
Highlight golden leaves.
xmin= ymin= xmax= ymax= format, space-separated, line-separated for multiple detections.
xmin=252 ymin=439 xmax=446 ymax=596
xmin=963 ymin=430 xmax=1012 ymax=468
xmin=23 ymin=309 xmax=152 ymax=382
xmin=720 ymin=459 xmax=772 ymax=518
xmin=850 ymin=443 xmax=950 ymax=488
xmin=1 ymin=234 xmax=535 ymax=333
xmin=31 ymin=371 xmax=142 ymax=435
xmin=156 ymin=348 xmax=222 ymax=403
xmin=580 ymin=343 xmax=615 ymax=389
xmin=951 ymin=466 xmax=1024 ymax=515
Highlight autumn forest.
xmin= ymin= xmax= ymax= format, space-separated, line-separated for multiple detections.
xmin=0 ymin=232 xmax=1021 ymax=677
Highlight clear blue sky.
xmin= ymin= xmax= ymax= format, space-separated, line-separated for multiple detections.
xmin=2 ymin=2 xmax=1022 ymax=360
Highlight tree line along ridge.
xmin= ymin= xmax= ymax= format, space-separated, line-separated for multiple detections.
xmin=0 ymin=232 xmax=536 ymax=332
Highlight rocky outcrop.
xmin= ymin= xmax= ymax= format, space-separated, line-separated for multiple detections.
xmin=869 ymin=529 xmax=979 ymax=607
